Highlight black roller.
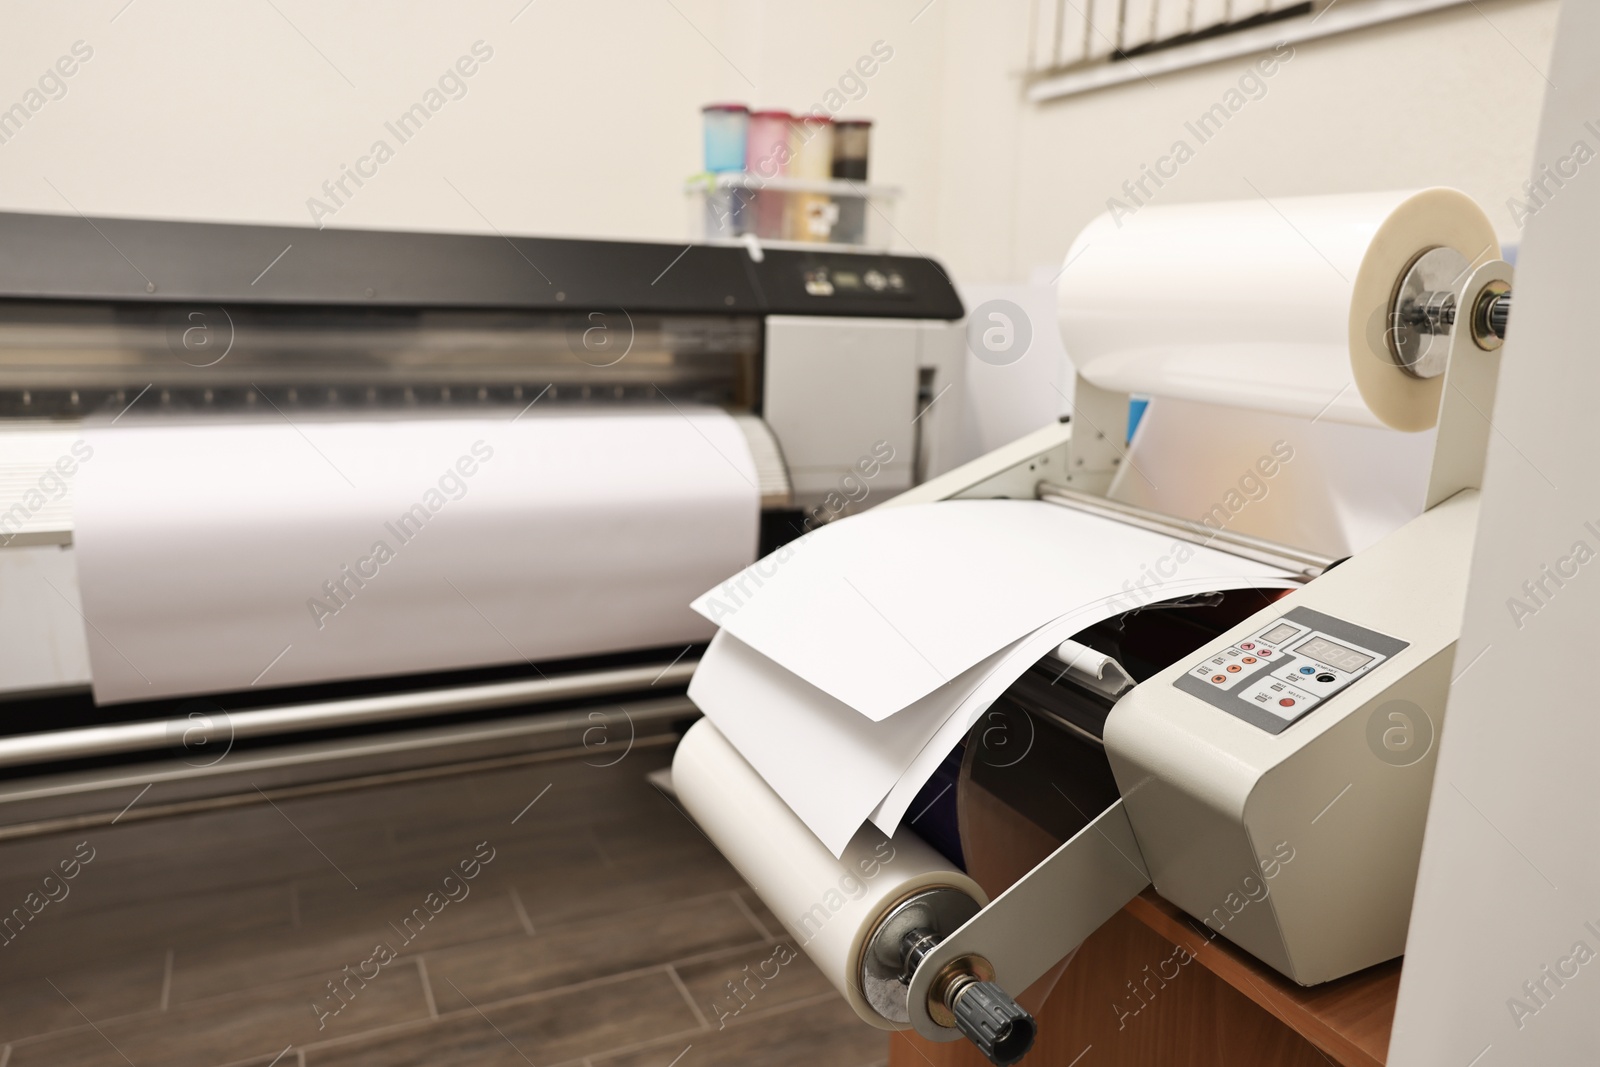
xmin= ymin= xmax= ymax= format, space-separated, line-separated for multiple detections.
xmin=899 ymin=928 xmax=1037 ymax=1065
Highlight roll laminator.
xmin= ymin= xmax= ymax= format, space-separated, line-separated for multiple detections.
xmin=0 ymin=211 xmax=964 ymax=779
xmin=674 ymin=189 xmax=1517 ymax=1064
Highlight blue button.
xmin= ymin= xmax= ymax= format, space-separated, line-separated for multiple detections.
xmin=1299 ymin=666 xmax=1315 ymax=675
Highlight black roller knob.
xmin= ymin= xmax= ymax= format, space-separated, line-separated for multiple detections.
xmin=951 ymin=979 xmax=1037 ymax=1066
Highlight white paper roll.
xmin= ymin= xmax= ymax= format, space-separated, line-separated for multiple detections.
xmin=672 ymin=718 xmax=986 ymax=1029
xmin=75 ymin=408 xmax=759 ymax=702
xmin=1058 ymin=189 xmax=1499 ymax=431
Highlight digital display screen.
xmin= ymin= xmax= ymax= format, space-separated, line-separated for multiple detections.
xmin=1258 ymin=622 xmax=1299 ymax=646
xmin=1297 ymin=636 xmax=1374 ymax=673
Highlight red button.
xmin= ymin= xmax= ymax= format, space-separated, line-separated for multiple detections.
xmin=1259 ymin=649 xmax=1273 ymax=656
xmin=1211 ymin=675 xmax=1227 ymax=684
xmin=1241 ymin=656 xmax=1257 ymax=664
xmin=1279 ymin=698 xmax=1295 ymax=707
xmin=1241 ymin=642 xmax=1256 ymax=650
xmin=1226 ymin=665 xmax=1242 ymax=673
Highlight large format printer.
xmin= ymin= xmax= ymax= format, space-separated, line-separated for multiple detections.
xmin=0 ymin=210 xmax=964 ymax=824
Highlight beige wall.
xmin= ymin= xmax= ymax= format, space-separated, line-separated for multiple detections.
xmin=0 ymin=2 xmax=1557 ymax=284
xmin=930 ymin=0 xmax=1559 ymax=283
xmin=0 ymin=1 xmax=949 ymax=248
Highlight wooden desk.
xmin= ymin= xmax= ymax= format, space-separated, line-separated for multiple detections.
xmin=887 ymin=897 xmax=1398 ymax=1067
xmin=888 ymin=780 xmax=1400 ymax=1067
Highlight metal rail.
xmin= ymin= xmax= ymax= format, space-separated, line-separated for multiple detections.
xmin=0 ymin=658 xmax=698 ymax=769
xmin=1035 ymin=481 xmax=1336 ymax=579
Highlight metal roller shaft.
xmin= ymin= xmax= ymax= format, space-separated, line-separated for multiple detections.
xmin=1485 ymin=292 xmax=1512 ymax=339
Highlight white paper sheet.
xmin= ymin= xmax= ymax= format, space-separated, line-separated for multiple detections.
xmin=862 ymin=576 xmax=1294 ymax=838
xmin=688 ymin=629 xmax=1018 ymax=856
xmin=76 ymin=407 xmax=759 ymax=703
xmin=693 ymin=499 xmax=1295 ymax=721
xmin=691 ymin=571 xmax=1297 ymax=857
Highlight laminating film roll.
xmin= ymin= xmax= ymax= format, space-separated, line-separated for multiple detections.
xmin=671 ymin=718 xmax=986 ymax=1029
xmin=1057 ymin=188 xmax=1499 ymax=431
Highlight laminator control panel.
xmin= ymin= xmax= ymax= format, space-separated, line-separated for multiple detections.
xmin=1173 ymin=606 xmax=1408 ymax=735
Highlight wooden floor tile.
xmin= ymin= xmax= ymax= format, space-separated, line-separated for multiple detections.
xmin=588 ymin=804 xmax=727 ymax=869
xmin=29 ymin=804 xmax=362 ymax=907
xmin=9 ymin=958 xmax=431 ymax=1067
xmin=383 ymin=751 xmax=674 ymax=855
xmin=304 ymin=970 xmax=699 ymax=1067
xmin=168 ymin=886 xmax=525 ymax=1004
xmin=0 ymin=748 xmax=874 ymax=1067
xmin=425 ymin=894 xmax=763 ymax=1013
xmin=673 ymin=938 xmax=838 ymax=1030
xmin=590 ymin=992 xmax=885 ymax=1067
xmin=0 ymin=881 xmax=293 ymax=981
xmin=0 ymin=820 xmax=302 ymax=923
xmin=507 ymin=847 xmax=746 ymax=931
xmin=0 ymin=950 xmax=167 ymax=1044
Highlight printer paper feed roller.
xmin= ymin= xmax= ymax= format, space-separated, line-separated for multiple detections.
xmin=74 ymin=407 xmax=760 ymax=703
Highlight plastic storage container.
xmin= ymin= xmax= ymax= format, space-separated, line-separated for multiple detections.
xmin=788 ymin=114 xmax=835 ymax=242
xmin=746 ymin=109 xmax=792 ymax=240
xmin=831 ymin=119 xmax=872 ymax=244
xmin=832 ymin=119 xmax=871 ymax=180
xmin=689 ymin=110 xmax=895 ymax=248
xmin=687 ymin=173 xmax=897 ymax=249
xmin=700 ymin=104 xmax=749 ymax=173
xmin=700 ymin=104 xmax=749 ymax=239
